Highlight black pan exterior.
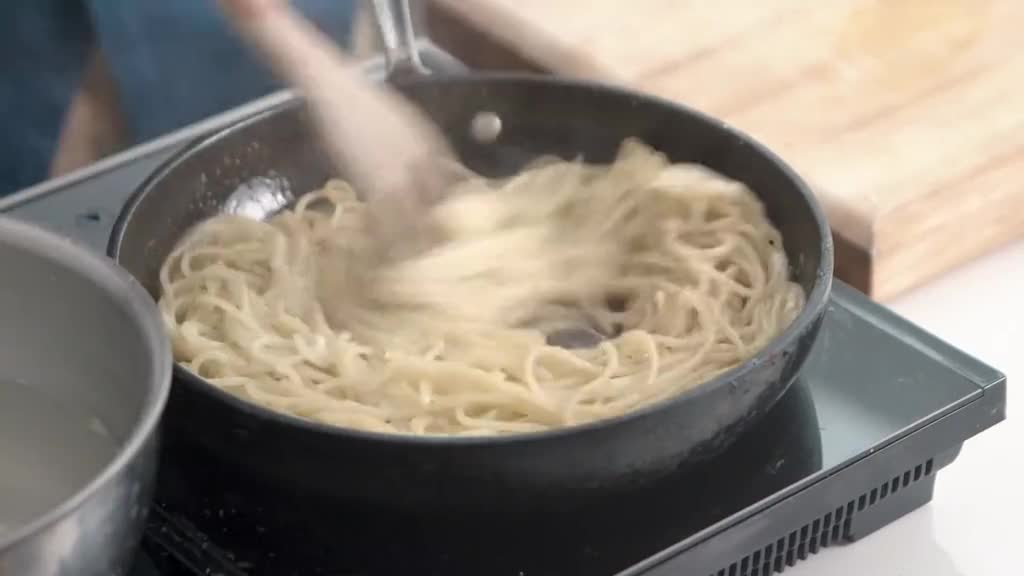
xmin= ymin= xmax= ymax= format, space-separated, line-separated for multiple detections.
xmin=110 ymin=74 xmax=833 ymax=511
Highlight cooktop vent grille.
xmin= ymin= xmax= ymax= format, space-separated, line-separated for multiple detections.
xmin=708 ymin=457 xmax=934 ymax=576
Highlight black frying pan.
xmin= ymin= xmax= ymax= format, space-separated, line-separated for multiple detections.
xmin=108 ymin=4 xmax=832 ymax=514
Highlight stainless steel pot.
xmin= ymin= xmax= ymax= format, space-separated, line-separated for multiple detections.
xmin=0 ymin=217 xmax=171 ymax=576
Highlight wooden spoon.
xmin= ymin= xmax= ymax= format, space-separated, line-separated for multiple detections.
xmin=217 ymin=0 xmax=455 ymax=256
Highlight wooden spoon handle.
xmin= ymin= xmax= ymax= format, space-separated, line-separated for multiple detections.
xmin=218 ymin=0 xmax=452 ymax=215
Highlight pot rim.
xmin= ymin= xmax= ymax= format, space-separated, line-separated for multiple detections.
xmin=0 ymin=217 xmax=172 ymax=551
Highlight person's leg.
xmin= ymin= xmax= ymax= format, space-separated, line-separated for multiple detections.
xmin=0 ymin=0 xmax=94 ymax=195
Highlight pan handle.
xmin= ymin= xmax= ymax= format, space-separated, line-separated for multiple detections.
xmin=370 ymin=0 xmax=431 ymax=79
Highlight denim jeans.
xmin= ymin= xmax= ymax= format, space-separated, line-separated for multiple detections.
xmin=0 ymin=0 xmax=355 ymax=196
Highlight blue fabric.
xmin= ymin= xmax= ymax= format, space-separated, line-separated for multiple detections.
xmin=0 ymin=0 xmax=355 ymax=196
xmin=0 ymin=0 xmax=94 ymax=195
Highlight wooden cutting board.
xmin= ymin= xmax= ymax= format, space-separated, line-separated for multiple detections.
xmin=426 ymin=0 xmax=1024 ymax=299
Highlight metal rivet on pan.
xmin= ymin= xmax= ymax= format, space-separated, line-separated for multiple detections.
xmin=470 ymin=111 xmax=502 ymax=143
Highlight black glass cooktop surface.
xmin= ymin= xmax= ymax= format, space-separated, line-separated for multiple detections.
xmin=0 ymin=48 xmax=1005 ymax=575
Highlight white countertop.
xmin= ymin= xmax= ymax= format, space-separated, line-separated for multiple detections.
xmin=788 ymin=239 xmax=1021 ymax=576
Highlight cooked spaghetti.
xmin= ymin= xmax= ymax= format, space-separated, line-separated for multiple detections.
xmin=158 ymin=140 xmax=805 ymax=436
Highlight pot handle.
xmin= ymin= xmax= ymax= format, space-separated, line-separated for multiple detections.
xmin=370 ymin=0 xmax=430 ymax=79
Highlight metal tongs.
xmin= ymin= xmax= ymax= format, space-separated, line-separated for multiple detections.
xmin=371 ymin=0 xmax=430 ymax=79
xmin=218 ymin=0 xmax=457 ymax=257
xmin=219 ymin=0 xmax=601 ymax=348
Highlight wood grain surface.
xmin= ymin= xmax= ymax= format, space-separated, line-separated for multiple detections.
xmin=427 ymin=0 xmax=1024 ymax=299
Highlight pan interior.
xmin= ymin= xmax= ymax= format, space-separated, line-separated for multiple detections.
xmin=111 ymin=77 xmax=829 ymax=438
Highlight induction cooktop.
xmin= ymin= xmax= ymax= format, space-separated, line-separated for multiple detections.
xmin=119 ymin=285 xmax=1003 ymax=576
xmin=0 ymin=49 xmax=1005 ymax=576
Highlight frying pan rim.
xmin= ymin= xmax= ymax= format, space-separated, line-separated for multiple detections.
xmin=108 ymin=72 xmax=833 ymax=447
xmin=0 ymin=216 xmax=172 ymax=551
